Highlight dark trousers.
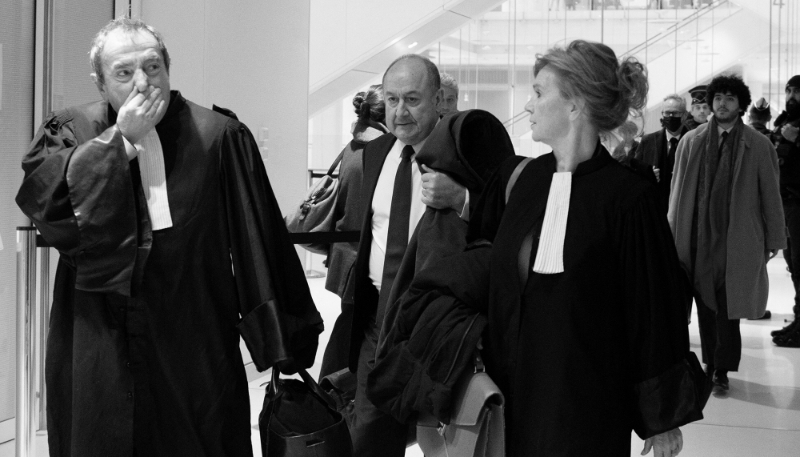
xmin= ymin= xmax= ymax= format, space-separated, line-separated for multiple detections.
xmin=696 ymin=286 xmax=741 ymax=372
xmin=783 ymin=199 xmax=800 ymax=316
xmin=350 ymin=320 xmax=407 ymax=457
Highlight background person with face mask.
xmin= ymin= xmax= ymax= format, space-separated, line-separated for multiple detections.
xmin=635 ymin=93 xmax=689 ymax=214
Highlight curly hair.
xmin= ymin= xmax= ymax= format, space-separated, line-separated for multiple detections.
xmin=706 ymin=74 xmax=751 ymax=117
xmin=90 ymin=17 xmax=170 ymax=86
xmin=352 ymin=84 xmax=386 ymax=124
xmin=533 ymin=40 xmax=648 ymax=134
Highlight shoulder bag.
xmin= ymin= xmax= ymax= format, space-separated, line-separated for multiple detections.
xmin=284 ymin=151 xmax=344 ymax=255
xmin=416 ymin=354 xmax=505 ymax=457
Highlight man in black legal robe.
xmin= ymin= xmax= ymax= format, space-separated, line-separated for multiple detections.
xmin=15 ymin=18 xmax=322 ymax=457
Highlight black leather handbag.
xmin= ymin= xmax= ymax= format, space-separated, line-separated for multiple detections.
xmin=259 ymin=368 xmax=353 ymax=457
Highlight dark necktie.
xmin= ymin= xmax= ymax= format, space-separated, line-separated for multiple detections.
xmin=667 ymin=137 xmax=678 ymax=172
xmin=376 ymin=145 xmax=414 ymax=322
xmin=718 ymin=131 xmax=729 ymax=156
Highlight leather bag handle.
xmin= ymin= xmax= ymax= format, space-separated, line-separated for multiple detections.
xmin=269 ymin=368 xmax=339 ymax=412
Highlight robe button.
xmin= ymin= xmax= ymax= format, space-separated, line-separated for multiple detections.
xmin=126 ymin=361 xmax=131 ymax=368
xmin=127 ymin=391 xmax=133 ymax=400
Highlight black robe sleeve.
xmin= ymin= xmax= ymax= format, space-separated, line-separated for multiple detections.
xmin=221 ymin=122 xmax=324 ymax=373
xmin=16 ymin=110 xmax=140 ymax=296
xmin=615 ymin=183 xmax=707 ymax=438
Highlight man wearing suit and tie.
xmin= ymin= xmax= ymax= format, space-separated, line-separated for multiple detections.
xmin=635 ymin=93 xmax=689 ymax=213
xmin=346 ymin=54 xmax=468 ymax=457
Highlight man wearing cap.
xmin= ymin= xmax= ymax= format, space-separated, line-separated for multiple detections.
xmin=771 ymin=75 xmax=800 ymax=348
xmin=669 ymin=74 xmax=785 ymax=394
xmin=635 ymin=93 xmax=689 ymax=213
xmin=684 ymin=85 xmax=711 ymax=131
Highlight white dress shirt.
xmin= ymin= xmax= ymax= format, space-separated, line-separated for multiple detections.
xmin=368 ymin=138 xmax=428 ymax=291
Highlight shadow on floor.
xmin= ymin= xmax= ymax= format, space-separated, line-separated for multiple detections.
xmin=722 ymin=379 xmax=800 ymax=411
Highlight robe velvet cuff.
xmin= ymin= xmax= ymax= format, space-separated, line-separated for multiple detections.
xmin=66 ymin=125 xmax=139 ymax=296
xmin=237 ymin=299 xmax=323 ymax=373
xmin=632 ymin=352 xmax=707 ymax=439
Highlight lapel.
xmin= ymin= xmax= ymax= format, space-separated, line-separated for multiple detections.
xmin=731 ymin=126 xmax=751 ymax=192
xmin=657 ymin=128 xmax=669 ymax=166
xmin=354 ymin=132 xmax=397 ymax=282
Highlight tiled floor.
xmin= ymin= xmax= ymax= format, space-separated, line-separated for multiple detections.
xmin=3 ymin=256 xmax=800 ymax=456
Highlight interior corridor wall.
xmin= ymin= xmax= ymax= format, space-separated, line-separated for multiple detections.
xmin=138 ymin=0 xmax=311 ymax=215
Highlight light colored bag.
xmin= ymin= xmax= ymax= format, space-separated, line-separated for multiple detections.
xmin=416 ymin=361 xmax=505 ymax=457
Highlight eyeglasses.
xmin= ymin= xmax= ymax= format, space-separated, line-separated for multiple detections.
xmin=662 ymin=111 xmax=684 ymax=118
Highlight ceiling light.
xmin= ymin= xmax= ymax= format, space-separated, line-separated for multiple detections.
xmin=408 ymin=42 xmax=418 ymax=49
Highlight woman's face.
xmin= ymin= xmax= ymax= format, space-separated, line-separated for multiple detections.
xmin=525 ymin=66 xmax=572 ymax=146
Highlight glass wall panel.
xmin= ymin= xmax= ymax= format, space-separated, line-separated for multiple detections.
xmin=310 ymin=0 xmax=799 ymax=160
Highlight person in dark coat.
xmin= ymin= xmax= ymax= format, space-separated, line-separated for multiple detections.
xmin=635 ymin=93 xmax=689 ymax=212
xmin=771 ymin=75 xmax=800 ymax=347
xmin=319 ymin=85 xmax=389 ymax=379
xmin=15 ymin=18 xmax=322 ymax=457
xmin=364 ymin=109 xmax=515 ymax=423
xmin=410 ymin=40 xmax=706 ymax=457
xmin=346 ymin=54 xmax=469 ymax=457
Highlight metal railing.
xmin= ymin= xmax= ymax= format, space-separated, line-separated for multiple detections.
xmin=15 ymin=227 xmax=49 ymax=457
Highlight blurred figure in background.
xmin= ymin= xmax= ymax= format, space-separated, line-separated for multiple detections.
xmin=437 ymin=72 xmax=460 ymax=116
xmin=607 ymin=120 xmax=656 ymax=184
xmin=320 ymin=85 xmax=389 ymax=378
xmin=771 ymin=76 xmax=800 ymax=348
xmin=749 ymin=97 xmax=772 ymax=135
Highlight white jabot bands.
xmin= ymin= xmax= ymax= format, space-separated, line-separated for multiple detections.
xmin=137 ymin=129 xmax=173 ymax=231
xmin=532 ymin=172 xmax=572 ymax=274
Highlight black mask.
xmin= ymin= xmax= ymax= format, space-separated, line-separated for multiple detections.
xmin=661 ymin=116 xmax=683 ymax=132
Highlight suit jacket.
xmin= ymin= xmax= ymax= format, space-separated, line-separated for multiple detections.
xmin=668 ymin=123 xmax=786 ymax=319
xmin=635 ymin=126 xmax=687 ymax=212
xmin=348 ymin=132 xmax=398 ymax=370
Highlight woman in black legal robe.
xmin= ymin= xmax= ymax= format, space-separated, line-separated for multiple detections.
xmin=412 ymin=40 xmax=707 ymax=456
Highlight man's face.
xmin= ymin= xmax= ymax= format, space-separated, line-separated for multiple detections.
xmin=691 ymin=103 xmax=710 ymax=124
xmin=384 ymin=60 xmax=442 ymax=145
xmin=712 ymin=91 xmax=741 ymax=125
xmin=94 ymin=28 xmax=171 ymax=114
xmin=786 ymin=85 xmax=800 ymax=109
xmin=661 ymin=98 xmax=686 ymax=132
xmin=437 ymin=85 xmax=459 ymax=116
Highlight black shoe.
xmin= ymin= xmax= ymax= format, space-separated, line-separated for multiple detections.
xmin=771 ymin=319 xmax=798 ymax=337
xmin=713 ymin=370 xmax=729 ymax=391
xmin=774 ymin=328 xmax=800 ymax=348
xmin=749 ymin=310 xmax=772 ymax=320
